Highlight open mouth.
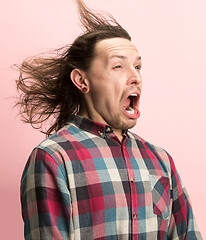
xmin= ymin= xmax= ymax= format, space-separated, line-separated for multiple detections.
xmin=123 ymin=92 xmax=140 ymax=119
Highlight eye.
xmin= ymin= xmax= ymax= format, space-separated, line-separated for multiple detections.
xmin=135 ymin=65 xmax=141 ymax=70
xmin=113 ymin=65 xmax=122 ymax=69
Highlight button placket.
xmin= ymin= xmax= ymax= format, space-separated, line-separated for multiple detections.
xmin=133 ymin=213 xmax=137 ymax=219
xmin=121 ymin=139 xmax=138 ymax=233
xmin=130 ymin=178 xmax=135 ymax=183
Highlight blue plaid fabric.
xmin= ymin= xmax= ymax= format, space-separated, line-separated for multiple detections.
xmin=21 ymin=114 xmax=202 ymax=239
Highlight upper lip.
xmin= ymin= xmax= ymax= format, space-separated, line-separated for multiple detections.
xmin=123 ymin=90 xmax=141 ymax=109
xmin=126 ymin=89 xmax=141 ymax=100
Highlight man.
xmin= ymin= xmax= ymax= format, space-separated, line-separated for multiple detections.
xmin=18 ymin=0 xmax=202 ymax=239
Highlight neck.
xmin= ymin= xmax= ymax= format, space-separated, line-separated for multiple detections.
xmin=113 ymin=128 xmax=124 ymax=143
xmin=78 ymin=108 xmax=124 ymax=143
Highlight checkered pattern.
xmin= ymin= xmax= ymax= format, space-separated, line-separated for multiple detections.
xmin=21 ymin=114 xmax=202 ymax=239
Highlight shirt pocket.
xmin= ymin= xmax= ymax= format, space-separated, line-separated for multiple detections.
xmin=149 ymin=175 xmax=170 ymax=220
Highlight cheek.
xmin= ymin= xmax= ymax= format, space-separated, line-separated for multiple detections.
xmin=88 ymin=72 xmax=124 ymax=106
xmin=90 ymin=78 xmax=110 ymax=97
xmin=90 ymin=83 xmax=107 ymax=106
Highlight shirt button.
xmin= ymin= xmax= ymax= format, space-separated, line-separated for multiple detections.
xmin=133 ymin=213 xmax=137 ymax=219
xmin=130 ymin=178 xmax=134 ymax=183
xmin=105 ymin=126 xmax=111 ymax=133
xmin=98 ymin=131 xmax=103 ymax=137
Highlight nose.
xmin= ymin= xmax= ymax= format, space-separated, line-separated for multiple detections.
xmin=126 ymin=67 xmax=142 ymax=86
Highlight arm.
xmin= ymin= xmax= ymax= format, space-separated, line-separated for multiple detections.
xmin=21 ymin=148 xmax=72 ymax=240
xmin=168 ymin=156 xmax=202 ymax=239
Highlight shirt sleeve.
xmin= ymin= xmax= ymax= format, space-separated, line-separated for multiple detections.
xmin=21 ymin=148 xmax=72 ymax=240
xmin=167 ymin=155 xmax=202 ymax=239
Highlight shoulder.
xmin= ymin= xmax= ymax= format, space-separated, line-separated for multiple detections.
xmin=31 ymin=124 xmax=78 ymax=164
xmin=37 ymin=123 xmax=78 ymax=153
xmin=128 ymin=131 xmax=174 ymax=174
xmin=128 ymin=131 xmax=172 ymax=158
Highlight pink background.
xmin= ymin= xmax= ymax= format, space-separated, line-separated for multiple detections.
xmin=1 ymin=0 xmax=205 ymax=239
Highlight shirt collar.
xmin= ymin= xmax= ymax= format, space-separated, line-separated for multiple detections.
xmin=66 ymin=114 xmax=128 ymax=138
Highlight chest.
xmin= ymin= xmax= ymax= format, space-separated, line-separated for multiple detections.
xmin=62 ymin=137 xmax=171 ymax=223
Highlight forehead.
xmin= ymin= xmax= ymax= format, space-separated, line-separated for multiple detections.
xmin=95 ymin=38 xmax=140 ymax=59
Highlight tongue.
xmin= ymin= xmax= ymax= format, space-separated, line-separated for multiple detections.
xmin=123 ymin=98 xmax=131 ymax=109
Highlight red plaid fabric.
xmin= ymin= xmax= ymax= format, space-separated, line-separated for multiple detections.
xmin=21 ymin=114 xmax=202 ymax=239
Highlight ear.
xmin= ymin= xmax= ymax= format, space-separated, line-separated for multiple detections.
xmin=70 ymin=69 xmax=90 ymax=93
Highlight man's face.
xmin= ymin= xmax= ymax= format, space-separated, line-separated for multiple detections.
xmin=83 ymin=37 xmax=142 ymax=134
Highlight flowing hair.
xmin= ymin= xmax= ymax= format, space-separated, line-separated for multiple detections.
xmin=15 ymin=0 xmax=131 ymax=136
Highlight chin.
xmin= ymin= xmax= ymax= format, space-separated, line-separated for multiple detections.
xmin=106 ymin=112 xmax=138 ymax=131
xmin=124 ymin=121 xmax=137 ymax=130
xmin=114 ymin=118 xmax=137 ymax=131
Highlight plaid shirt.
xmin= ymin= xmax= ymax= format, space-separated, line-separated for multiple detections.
xmin=21 ymin=114 xmax=202 ymax=240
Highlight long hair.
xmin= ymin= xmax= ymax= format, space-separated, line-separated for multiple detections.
xmin=15 ymin=0 xmax=131 ymax=136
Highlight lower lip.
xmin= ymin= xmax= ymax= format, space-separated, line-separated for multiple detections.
xmin=123 ymin=107 xmax=140 ymax=119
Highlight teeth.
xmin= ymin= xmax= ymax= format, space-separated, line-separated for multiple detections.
xmin=126 ymin=107 xmax=135 ymax=114
xmin=130 ymin=93 xmax=138 ymax=97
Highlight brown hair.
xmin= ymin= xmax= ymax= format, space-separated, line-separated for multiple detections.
xmin=15 ymin=0 xmax=131 ymax=136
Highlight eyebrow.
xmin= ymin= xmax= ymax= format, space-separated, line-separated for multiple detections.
xmin=109 ymin=55 xmax=142 ymax=61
